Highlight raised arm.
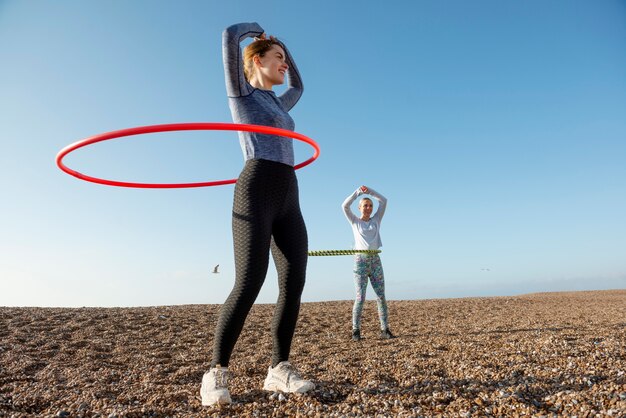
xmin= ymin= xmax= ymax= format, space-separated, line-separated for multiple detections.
xmin=277 ymin=41 xmax=303 ymax=111
xmin=366 ymin=187 xmax=388 ymax=221
xmin=222 ymin=22 xmax=264 ymax=98
xmin=342 ymin=187 xmax=362 ymax=224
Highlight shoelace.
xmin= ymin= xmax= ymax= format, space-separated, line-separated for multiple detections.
xmin=213 ymin=369 xmax=229 ymax=389
xmin=279 ymin=363 xmax=303 ymax=383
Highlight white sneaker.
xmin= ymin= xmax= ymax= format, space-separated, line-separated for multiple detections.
xmin=263 ymin=361 xmax=315 ymax=393
xmin=200 ymin=366 xmax=231 ymax=406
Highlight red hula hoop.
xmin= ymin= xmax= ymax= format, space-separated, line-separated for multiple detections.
xmin=56 ymin=123 xmax=320 ymax=188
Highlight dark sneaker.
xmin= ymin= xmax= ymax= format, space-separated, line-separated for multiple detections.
xmin=380 ymin=328 xmax=395 ymax=339
xmin=352 ymin=329 xmax=361 ymax=341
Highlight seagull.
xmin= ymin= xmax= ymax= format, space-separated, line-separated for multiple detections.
xmin=481 ymin=268 xmax=491 ymax=272
xmin=212 ymin=264 xmax=219 ymax=274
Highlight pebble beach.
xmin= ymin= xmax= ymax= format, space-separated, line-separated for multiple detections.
xmin=1 ymin=289 xmax=625 ymax=417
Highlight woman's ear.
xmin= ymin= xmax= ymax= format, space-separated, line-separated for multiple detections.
xmin=253 ymin=55 xmax=262 ymax=68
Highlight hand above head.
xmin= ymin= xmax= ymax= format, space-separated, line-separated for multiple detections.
xmin=254 ymin=33 xmax=276 ymax=42
xmin=360 ymin=185 xmax=369 ymax=194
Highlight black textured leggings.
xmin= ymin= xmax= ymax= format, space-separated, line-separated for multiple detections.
xmin=211 ymin=159 xmax=308 ymax=368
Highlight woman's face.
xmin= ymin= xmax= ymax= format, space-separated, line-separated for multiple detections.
xmin=255 ymin=45 xmax=288 ymax=86
xmin=359 ymin=199 xmax=373 ymax=219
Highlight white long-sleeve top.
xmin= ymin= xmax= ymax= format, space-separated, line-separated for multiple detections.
xmin=342 ymin=187 xmax=387 ymax=250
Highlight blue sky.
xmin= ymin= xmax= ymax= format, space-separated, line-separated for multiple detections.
xmin=1 ymin=0 xmax=625 ymax=307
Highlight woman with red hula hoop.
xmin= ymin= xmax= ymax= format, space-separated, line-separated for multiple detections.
xmin=200 ymin=23 xmax=314 ymax=406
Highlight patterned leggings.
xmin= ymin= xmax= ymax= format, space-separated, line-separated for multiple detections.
xmin=352 ymin=253 xmax=389 ymax=330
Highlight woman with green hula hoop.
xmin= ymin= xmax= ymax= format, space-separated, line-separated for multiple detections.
xmin=342 ymin=186 xmax=394 ymax=341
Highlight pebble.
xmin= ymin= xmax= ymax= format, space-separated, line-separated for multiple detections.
xmin=1 ymin=291 xmax=624 ymax=417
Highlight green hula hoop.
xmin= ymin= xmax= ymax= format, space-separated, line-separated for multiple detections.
xmin=307 ymin=249 xmax=381 ymax=256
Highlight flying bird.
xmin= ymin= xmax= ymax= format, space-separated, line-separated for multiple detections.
xmin=212 ymin=264 xmax=219 ymax=274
